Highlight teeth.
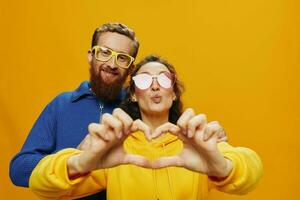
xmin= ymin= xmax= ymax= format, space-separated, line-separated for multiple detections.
xmin=104 ymin=70 xmax=117 ymax=75
xmin=103 ymin=70 xmax=116 ymax=76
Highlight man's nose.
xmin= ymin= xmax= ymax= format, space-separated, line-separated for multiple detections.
xmin=105 ymin=55 xmax=118 ymax=69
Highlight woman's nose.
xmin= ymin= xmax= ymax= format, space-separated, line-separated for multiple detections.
xmin=151 ymin=78 xmax=160 ymax=91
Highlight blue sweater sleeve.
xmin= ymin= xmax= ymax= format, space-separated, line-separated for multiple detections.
xmin=9 ymin=100 xmax=57 ymax=187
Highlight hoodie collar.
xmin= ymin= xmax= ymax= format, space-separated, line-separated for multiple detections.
xmin=131 ymin=130 xmax=179 ymax=148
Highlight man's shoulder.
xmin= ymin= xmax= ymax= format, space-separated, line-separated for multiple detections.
xmin=48 ymin=81 xmax=91 ymax=107
xmin=52 ymin=91 xmax=73 ymax=104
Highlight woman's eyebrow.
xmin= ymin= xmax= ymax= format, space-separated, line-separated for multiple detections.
xmin=137 ymin=70 xmax=169 ymax=75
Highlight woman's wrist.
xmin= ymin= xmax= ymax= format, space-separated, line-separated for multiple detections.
xmin=209 ymin=158 xmax=233 ymax=180
xmin=67 ymin=153 xmax=89 ymax=179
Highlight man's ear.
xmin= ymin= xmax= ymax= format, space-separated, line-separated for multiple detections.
xmin=87 ymin=50 xmax=93 ymax=65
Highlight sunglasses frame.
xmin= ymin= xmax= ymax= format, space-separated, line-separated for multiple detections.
xmin=132 ymin=72 xmax=176 ymax=90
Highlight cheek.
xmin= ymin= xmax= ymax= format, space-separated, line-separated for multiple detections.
xmin=134 ymin=88 xmax=153 ymax=108
xmin=163 ymin=88 xmax=175 ymax=98
xmin=90 ymin=63 xmax=97 ymax=75
xmin=91 ymin=61 xmax=100 ymax=72
xmin=134 ymin=87 xmax=144 ymax=95
xmin=134 ymin=88 xmax=147 ymax=101
xmin=162 ymin=89 xmax=175 ymax=105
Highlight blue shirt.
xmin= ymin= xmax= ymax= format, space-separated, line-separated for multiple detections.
xmin=10 ymin=81 xmax=125 ymax=188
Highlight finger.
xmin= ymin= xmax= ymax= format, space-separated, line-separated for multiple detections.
xmin=204 ymin=121 xmax=228 ymax=142
xmin=112 ymin=108 xmax=133 ymax=138
xmin=217 ymin=129 xmax=228 ymax=142
xmin=203 ymin=121 xmax=221 ymax=141
xmin=131 ymin=119 xmax=151 ymax=141
xmin=122 ymin=154 xmax=153 ymax=168
xmin=218 ymin=135 xmax=228 ymax=142
xmin=151 ymin=156 xmax=184 ymax=169
xmin=88 ymin=123 xmax=109 ymax=141
xmin=187 ymin=114 xmax=207 ymax=138
xmin=176 ymin=108 xmax=195 ymax=135
xmin=101 ymin=113 xmax=123 ymax=140
xmin=151 ymin=122 xmax=180 ymax=139
xmin=77 ymin=134 xmax=91 ymax=150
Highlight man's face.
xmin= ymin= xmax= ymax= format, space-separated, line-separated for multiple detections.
xmin=89 ymin=32 xmax=135 ymax=101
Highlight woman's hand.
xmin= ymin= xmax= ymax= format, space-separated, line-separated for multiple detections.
xmin=68 ymin=108 xmax=152 ymax=178
xmin=151 ymin=108 xmax=232 ymax=178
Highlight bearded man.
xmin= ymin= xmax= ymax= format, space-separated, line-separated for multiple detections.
xmin=10 ymin=22 xmax=139 ymax=200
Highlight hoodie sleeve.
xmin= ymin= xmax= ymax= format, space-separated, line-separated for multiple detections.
xmin=208 ymin=142 xmax=263 ymax=195
xmin=29 ymin=148 xmax=107 ymax=200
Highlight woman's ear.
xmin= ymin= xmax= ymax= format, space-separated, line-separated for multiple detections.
xmin=131 ymin=93 xmax=137 ymax=102
xmin=172 ymin=92 xmax=177 ymax=101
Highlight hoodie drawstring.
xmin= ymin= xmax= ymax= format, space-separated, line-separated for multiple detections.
xmin=162 ymin=143 xmax=174 ymax=200
xmin=152 ymin=143 xmax=160 ymax=200
xmin=152 ymin=141 xmax=175 ymax=200
xmin=152 ymin=168 xmax=159 ymax=200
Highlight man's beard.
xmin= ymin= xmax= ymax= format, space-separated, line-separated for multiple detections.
xmin=89 ymin=66 xmax=127 ymax=102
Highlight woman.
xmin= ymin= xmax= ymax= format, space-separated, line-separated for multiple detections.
xmin=29 ymin=55 xmax=263 ymax=199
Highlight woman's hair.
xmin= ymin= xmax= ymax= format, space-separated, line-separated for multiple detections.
xmin=120 ymin=54 xmax=184 ymax=124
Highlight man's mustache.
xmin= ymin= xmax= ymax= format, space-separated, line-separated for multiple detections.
xmin=100 ymin=66 xmax=120 ymax=75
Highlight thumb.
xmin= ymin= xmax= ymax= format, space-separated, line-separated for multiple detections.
xmin=122 ymin=153 xmax=153 ymax=168
xmin=151 ymin=155 xmax=184 ymax=169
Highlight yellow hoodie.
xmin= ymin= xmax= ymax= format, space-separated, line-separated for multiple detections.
xmin=29 ymin=131 xmax=263 ymax=200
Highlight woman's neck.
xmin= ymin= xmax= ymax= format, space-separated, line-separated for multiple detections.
xmin=140 ymin=111 xmax=169 ymax=132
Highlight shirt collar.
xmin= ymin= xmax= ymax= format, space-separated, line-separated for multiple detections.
xmin=71 ymin=81 xmax=93 ymax=102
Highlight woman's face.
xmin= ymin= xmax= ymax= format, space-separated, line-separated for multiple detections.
xmin=133 ymin=62 xmax=176 ymax=117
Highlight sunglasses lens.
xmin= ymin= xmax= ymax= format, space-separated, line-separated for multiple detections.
xmin=157 ymin=73 xmax=172 ymax=88
xmin=133 ymin=74 xmax=153 ymax=90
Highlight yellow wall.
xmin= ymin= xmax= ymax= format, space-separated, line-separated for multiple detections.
xmin=1 ymin=0 xmax=299 ymax=199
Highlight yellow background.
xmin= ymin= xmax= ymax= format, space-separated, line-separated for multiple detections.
xmin=1 ymin=0 xmax=299 ymax=199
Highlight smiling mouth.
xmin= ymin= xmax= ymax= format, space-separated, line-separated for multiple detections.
xmin=100 ymin=68 xmax=119 ymax=81
xmin=101 ymin=67 xmax=119 ymax=75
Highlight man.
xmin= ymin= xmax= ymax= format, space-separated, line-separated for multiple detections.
xmin=10 ymin=22 xmax=139 ymax=200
